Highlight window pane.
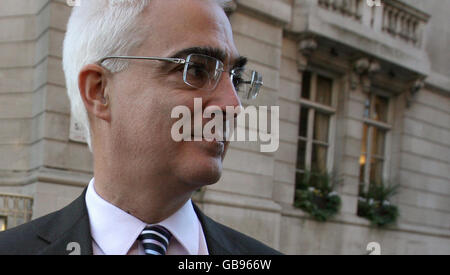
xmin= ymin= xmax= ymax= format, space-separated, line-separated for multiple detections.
xmin=299 ymin=107 xmax=309 ymax=138
xmin=364 ymin=98 xmax=370 ymax=118
xmin=316 ymin=75 xmax=333 ymax=106
xmin=371 ymin=127 xmax=385 ymax=156
xmin=361 ymin=124 xmax=368 ymax=154
xmin=313 ymin=112 xmax=329 ymax=143
xmin=0 ymin=216 xmax=6 ymax=232
xmin=294 ymin=172 xmax=306 ymax=205
xmin=370 ymin=158 xmax=384 ymax=184
xmin=295 ymin=172 xmax=306 ymax=190
xmin=311 ymin=143 xmax=328 ymax=173
xmin=373 ymin=95 xmax=389 ymax=122
xmin=296 ymin=140 xmax=307 ymax=170
xmin=301 ymin=71 xmax=311 ymax=100
xmin=359 ymin=124 xmax=369 ymax=183
xmin=359 ymin=153 xmax=367 ymax=183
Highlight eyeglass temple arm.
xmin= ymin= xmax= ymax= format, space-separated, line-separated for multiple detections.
xmin=99 ymin=56 xmax=186 ymax=64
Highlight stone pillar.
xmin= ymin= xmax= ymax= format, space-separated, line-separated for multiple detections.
xmin=339 ymin=57 xmax=380 ymax=216
xmin=0 ymin=0 xmax=91 ymax=219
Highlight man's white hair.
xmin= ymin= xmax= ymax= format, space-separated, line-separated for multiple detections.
xmin=63 ymin=0 xmax=232 ymax=152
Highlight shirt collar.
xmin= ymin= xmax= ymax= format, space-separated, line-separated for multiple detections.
xmin=85 ymin=177 xmax=200 ymax=255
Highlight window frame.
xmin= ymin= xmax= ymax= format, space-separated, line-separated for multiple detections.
xmin=359 ymin=90 xmax=393 ymax=186
xmin=297 ymin=71 xmax=339 ymax=175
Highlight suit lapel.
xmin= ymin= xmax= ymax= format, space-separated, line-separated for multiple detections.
xmin=37 ymin=189 xmax=93 ymax=255
xmin=32 ymin=191 xmax=235 ymax=255
xmin=192 ymin=203 xmax=233 ymax=255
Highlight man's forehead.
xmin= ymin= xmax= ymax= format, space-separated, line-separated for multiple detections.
xmin=137 ymin=0 xmax=241 ymax=64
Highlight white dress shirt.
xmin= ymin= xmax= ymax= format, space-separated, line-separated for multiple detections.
xmin=85 ymin=178 xmax=209 ymax=255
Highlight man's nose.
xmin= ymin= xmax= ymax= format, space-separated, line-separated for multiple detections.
xmin=208 ymin=72 xmax=242 ymax=117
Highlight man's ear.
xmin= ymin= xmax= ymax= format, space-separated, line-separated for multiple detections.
xmin=78 ymin=64 xmax=111 ymax=122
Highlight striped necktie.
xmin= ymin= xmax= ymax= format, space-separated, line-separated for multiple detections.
xmin=139 ymin=225 xmax=172 ymax=255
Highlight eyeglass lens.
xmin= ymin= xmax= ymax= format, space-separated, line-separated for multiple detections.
xmin=231 ymin=69 xmax=262 ymax=100
xmin=183 ymin=54 xmax=262 ymax=99
xmin=184 ymin=54 xmax=222 ymax=91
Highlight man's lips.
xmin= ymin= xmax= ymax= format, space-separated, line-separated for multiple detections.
xmin=190 ymin=135 xmax=227 ymax=156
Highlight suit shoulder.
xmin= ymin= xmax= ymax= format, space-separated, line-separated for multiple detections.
xmin=0 ymin=210 xmax=59 ymax=254
xmin=193 ymin=203 xmax=282 ymax=255
xmin=212 ymin=221 xmax=282 ymax=255
xmin=0 ymin=189 xmax=87 ymax=255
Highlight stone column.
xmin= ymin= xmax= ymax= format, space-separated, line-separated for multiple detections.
xmin=0 ymin=0 xmax=92 ymax=219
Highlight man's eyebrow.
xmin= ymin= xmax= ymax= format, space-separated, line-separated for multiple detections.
xmin=169 ymin=46 xmax=227 ymax=61
xmin=168 ymin=46 xmax=247 ymax=67
xmin=233 ymin=56 xmax=248 ymax=68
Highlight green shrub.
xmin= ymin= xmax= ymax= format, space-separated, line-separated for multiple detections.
xmin=357 ymin=181 xmax=399 ymax=227
xmin=294 ymin=170 xmax=341 ymax=222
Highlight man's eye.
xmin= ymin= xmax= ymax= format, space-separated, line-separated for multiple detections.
xmin=188 ymin=64 xmax=207 ymax=77
xmin=185 ymin=63 xmax=210 ymax=86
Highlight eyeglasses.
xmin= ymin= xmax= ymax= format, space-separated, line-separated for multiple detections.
xmin=99 ymin=53 xmax=263 ymax=100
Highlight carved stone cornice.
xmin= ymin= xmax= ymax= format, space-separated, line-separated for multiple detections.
xmin=223 ymin=0 xmax=238 ymax=16
xmin=354 ymin=58 xmax=370 ymax=75
xmin=297 ymin=38 xmax=318 ymax=72
xmin=298 ymin=38 xmax=318 ymax=57
xmin=406 ymin=77 xmax=426 ymax=108
xmin=350 ymin=58 xmax=381 ymax=92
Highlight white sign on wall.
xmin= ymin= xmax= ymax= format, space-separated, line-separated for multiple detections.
xmin=66 ymin=0 xmax=81 ymax=7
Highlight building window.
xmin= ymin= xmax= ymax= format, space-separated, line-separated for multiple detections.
xmin=359 ymin=93 xmax=391 ymax=185
xmin=0 ymin=216 xmax=6 ymax=232
xmin=296 ymin=71 xmax=337 ymax=182
xmin=0 ymin=194 xmax=33 ymax=230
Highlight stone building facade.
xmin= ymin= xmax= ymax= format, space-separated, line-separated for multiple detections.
xmin=0 ymin=0 xmax=449 ymax=254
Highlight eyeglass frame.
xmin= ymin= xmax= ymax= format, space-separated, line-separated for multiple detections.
xmin=98 ymin=53 xmax=263 ymax=99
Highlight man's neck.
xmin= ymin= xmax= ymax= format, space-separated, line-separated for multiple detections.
xmin=92 ymin=170 xmax=194 ymax=224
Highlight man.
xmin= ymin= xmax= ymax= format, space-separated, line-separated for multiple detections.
xmin=0 ymin=0 xmax=280 ymax=255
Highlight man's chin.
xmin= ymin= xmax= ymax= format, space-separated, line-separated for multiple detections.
xmin=194 ymin=160 xmax=223 ymax=186
xmin=172 ymin=140 xmax=228 ymax=188
xmin=178 ymin=157 xmax=223 ymax=188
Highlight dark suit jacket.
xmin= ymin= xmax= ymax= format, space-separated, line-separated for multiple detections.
xmin=0 ymin=189 xmax=281 ymax=255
